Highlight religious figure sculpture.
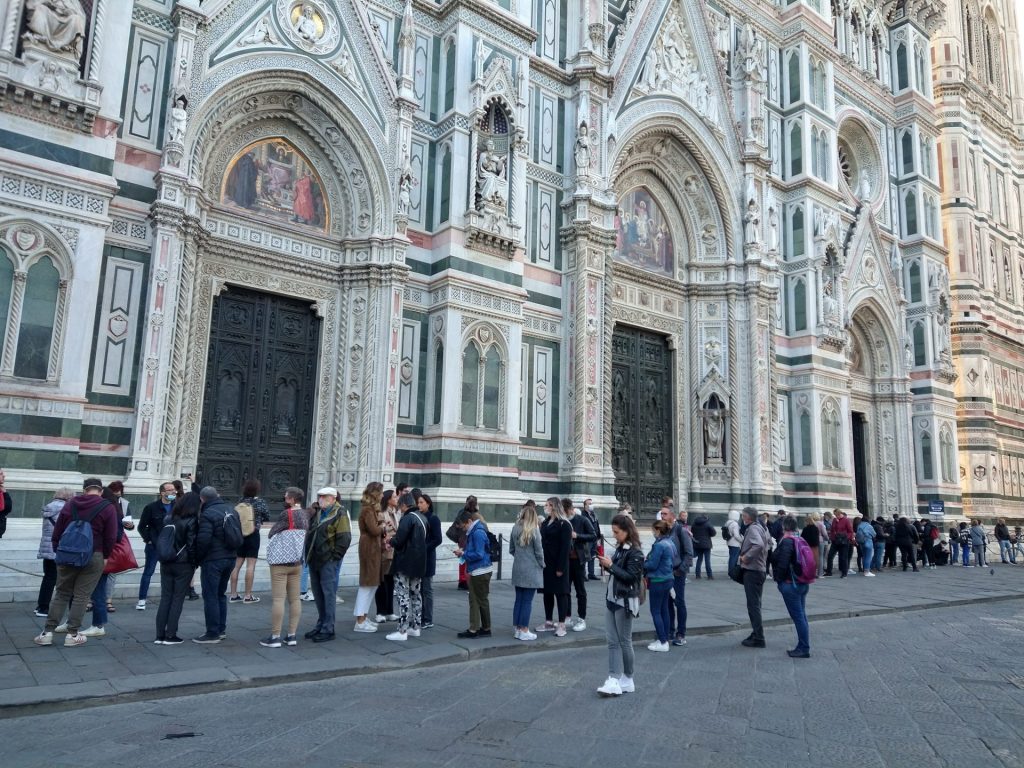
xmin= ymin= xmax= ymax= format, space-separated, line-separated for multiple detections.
xmin=573 ymin=121 xmax=592 ymax=177
xmin=704 ymin=406 xmax=725 ymax=462
xmin=744 ymin=198 xmax=761 ymax=245
xmin=822 ymin=279 xmax=839 ymax=323
xmin=167 ymin=95 xmax=188 ymax=144
xmin=398 ymin=162 xmax=413 ymax=214
xmin=238 ymin=15 xmax=278 ymax=46
xmin=767 ymin=206 xmax=779 ymax=252
xmin=904 ymin=341 xmax=915 ymax=371
xmin=857 ymin=171 xmax=872 ymax=200
xmin=476 ymin=140 xmax=507 ymax=209
xmin=294 ymin=5 xmax=319 ymax=42
xmin=23 ymin=0 xmax=87 ymax=59
xmin=740 ymin=23 xmax=767 ymax=91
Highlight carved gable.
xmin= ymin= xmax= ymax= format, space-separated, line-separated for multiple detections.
xmin=622 ymin=0 xmax=728 ymax=134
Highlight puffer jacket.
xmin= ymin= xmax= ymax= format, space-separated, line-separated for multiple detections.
xmin=37 ymin=498 xmax=64 ymax=559
xmin=690 ymin=515 xmax=716 ymax=550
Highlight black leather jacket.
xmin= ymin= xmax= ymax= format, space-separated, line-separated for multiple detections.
xmin=607 ymin=544 xmax=644 ymax=599
xmin=390 ymin=510 xmax=428 ymax=578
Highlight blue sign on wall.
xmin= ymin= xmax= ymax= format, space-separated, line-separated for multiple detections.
xmin=928 ymin=500 xmax=945 ymax=516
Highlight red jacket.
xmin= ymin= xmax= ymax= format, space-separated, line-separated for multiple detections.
xmin=829 ymin=515 xmax=854 ymax=543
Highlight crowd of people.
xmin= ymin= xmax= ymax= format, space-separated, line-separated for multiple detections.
xmin=25 ymin=477 xmax=1019 ymax=696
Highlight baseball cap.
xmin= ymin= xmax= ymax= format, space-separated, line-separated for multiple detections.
xmin=83 ymin=477 xmax=104 ymax=490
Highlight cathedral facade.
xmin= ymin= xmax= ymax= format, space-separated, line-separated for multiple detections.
xmin=0 ymin=0 xmax=1020 ymax=521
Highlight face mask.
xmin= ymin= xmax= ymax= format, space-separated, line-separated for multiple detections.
xmin=165 ymin=494 xmax=176 ymax=502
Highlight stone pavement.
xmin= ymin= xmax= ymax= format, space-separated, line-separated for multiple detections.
xmin=0 ymin=558 xmax=1020 ymax=714
xmin=0 ymin=598 xmax=1022 ymax=768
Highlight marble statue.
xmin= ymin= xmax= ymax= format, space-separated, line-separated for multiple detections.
xmin=294 ymin=5 xmax=320 ymax=42
xmin=822 ymin=279 xmax=839 ymax=323
xmin=238 ymin=15 xmax=278 ymax=47
xmin=24 ymin=0 xmax=87 ymax=58
xmin=573 ymin=121 xmax=592 ymax=175
xmin=744 ymin=198 xmax=761 ymax=245
xmin=740 ymin=23 xmax=767 ymax=90
xmin=767 ymin=206 xmax=779 ymax=252
xmin=477 ymin=140 xmax=507 ymax=209
xmin=398 ymin=161 xmax=413 ymax=214
xmin=167 ymin=95 xmax=188 ymax=144
xmin=704 ymin=407 xmax=725 ymax=461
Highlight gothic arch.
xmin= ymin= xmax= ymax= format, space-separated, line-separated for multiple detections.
xmin=610 ymin=111 xmax=739 ymax=262
xmin=848 ymin=301 xmax=899 ymax=380
xmin=186 ymin=72 xmax=390 ymax=237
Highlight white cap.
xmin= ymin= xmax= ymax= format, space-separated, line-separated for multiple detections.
xmin=316 ymin=487 xmax=338 ymax=497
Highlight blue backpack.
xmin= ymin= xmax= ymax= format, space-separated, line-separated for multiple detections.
xmin=54 ymin=502 xmax=104 ymax=567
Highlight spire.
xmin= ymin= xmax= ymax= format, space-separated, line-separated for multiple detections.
xmin=397 ymin=0 xmax=416 ymax=102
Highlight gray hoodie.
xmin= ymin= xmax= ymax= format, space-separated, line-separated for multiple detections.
xmin=969 ymin=524 xmax=987 ymax=547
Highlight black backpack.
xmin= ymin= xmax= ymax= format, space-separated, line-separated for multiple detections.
xmin=221 ymin=508 xmax=244 ymax=550
xmin=721 ymin=524 xmax=730 ymax=542
xmin=485 ymin=528 xmax=501 ymax=559
xmin=156 ymin=515 xmax=195 ymax=564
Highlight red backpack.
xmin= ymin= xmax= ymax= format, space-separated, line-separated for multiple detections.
xmin=792 ymin=536 xmax=817 ymax=584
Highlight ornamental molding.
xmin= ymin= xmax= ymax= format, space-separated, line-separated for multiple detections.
xmin=0 ymin=168 xmax=112 ymax=225
xmin=0 ymin=394 xmax=83 ymax=420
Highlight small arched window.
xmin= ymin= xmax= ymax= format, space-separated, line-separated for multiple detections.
xmin=912 ymin=321 xmax=927 ymax=366
xmin=908 ymin=260 xmax=922 ymax=302
xmin=904 ymin=188 xmax=918 ymax=236
xmin=896 ymin=42 xmax=909 ymax=90
xmin=789 ymin=121 xmax=803 ymax=177
xmin=14 ymin=256 xmax=60 ymax=380
xmin=0 ymin=252 xmax=12 ymax=362
xmin=965 ymin=7 xmax=974 ymax=65
xmin=431 ymin=342 xmax=444 ymax=425
xmin=900 ymin=130 xmax=915 ymax=175
xmin=461 ymin=341 xmax=481 ymax=427
xmin=791 ymin=205 xmax=805 ymax=259
xmin=793 ymin=277 xmax=808 ymax=332
xmin=459 ymin=326 xmax=505 ymax=431
xmin=811 ymin=128 xmax=821 ymax=178
xmin=919 ymin=430 xmax=934 ymax=481
xmin=799 ymin=409 xmax=813 ymax=467
xmin=914 ymin=42 xmax=927 ymax=93
xmin=788 ymin=51 xmax=802 ymax=104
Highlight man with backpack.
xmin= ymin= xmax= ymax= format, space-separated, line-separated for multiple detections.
xmin=136 ymin=481 xmax=177 ymax=610
xmin=193 ymin=486 xmax=241 ymax=644
xmin=34 ymin=478 xmax=118 ymax=648
xmin=771 ymin=515 xmax=814 ymax=658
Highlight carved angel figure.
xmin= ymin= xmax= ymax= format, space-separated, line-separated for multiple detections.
xmin=24 ymin=0 xmax=87 ymax=58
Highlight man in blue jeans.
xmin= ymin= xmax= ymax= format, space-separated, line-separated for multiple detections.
xmin=135 ymin=481 xmax=176 ymax=610
xmin=772 ymin=515 xmax=810 ymax=658
xmin=193 ymin=486 xmax=236 ymax=644
xmin=668 ymin=507 xmax=693 ymax=646
xmin=304 ymin=488 xmax=352 ymax=642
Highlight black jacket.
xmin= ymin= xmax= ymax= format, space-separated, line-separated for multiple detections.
xmin=196 ymin=497 xmax=236 ymax=562
xmin=569 ymin=512 xmax=596 ymax=561
xmin=424 ymin=511 xmax=443 ymax=578
xmin=582 ymin=508 xmax=602 ymax=544
xmin=607 ymin=544 xmax=644 ymax=600
xmin=995 ymin=523 xmax=1011 ymax=541
xmin=671 ymin=521 xmax=694 ymax=573
xmin=541 ymin=517 xmax=573 ymax=593
xmin=139 ymin=499 xmax=172 ymax=544
xmin=771 ymin=536 xmax=798 ymax=583
xmin=390 ymin=510 xmax=428 ymax=578
xmin=690 ymin=515 xmax=716 ymax=550
xmin=894 ymin=519 xmax=918 ymax=545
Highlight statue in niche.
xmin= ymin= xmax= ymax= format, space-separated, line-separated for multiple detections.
xmin=476 ymin=139 xmax=507 ymax=209
xmin=744 ymin=198 xmax=761 ymax=245
xmin=573 ymin=121 xmax=592 ymax=177
xmin=739 ymin=23 xmax=767 ymax=91
xmin=294 ymin=5 xmax=320 ymax=42
xmin=703 ymin=396 xmax=726 ymax=464
xmin=904 ymin=341 xmax=914 ymax=371
xmin=822 ymin=279 xmax=839 ymax=323
xmin=167 ymin=95 xmax=188 ymax=144
xmin=702 ymin=224 xmax=717 ymax=256
xmin=398 ymin=161 xmax=413 ymax=214
xmin=767 ymin=206 xmax=779 ymax=252
xmin=23 ymin=0 xmax=87 ymax=59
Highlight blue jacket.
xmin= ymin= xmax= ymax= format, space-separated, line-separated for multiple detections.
xmin=644 ymin=537 xmax=674 ymax=581
xmin=463 ymin=520 xmax=492 ymax=573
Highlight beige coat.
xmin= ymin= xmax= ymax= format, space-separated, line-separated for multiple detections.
xmin=358 ymin=504 xmax=383 ymax=587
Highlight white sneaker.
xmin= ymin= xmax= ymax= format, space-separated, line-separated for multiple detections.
xmin=386 ymin=614 xmax=399 ymax=621
xmin=618 ymin=676 xmax=635 ymax=693
xmin=54 ymin=622 xmax=68 ymax=633
xmin=136 ymin=600 xmax=146 ymax=610
xmin=300 ymin=591 xmax=315 ymax=602
xmin=385 ymin=630 xmax=408 ymax=642
xmin=647 ymin=641 xmax=670 ymax=652
xmin=514 ymin=629 xmax=522 ymax=640
xmin=407 ymin=628 xmax=421 ymax=637
xmin=374 ymin=614 xmax=388 ymax=623
xmin=572 ymin=618 xmax=587 ymax=632
xmin=80 ymin=625 xmax=106 ymax=637
xmin=597 ymin=676 xmax=623 ymax=697
xmin=535 ymin=621 xmax=555 ymax=632
xmin=335 ymin=595 xmax=345 ymax=604
xmin=353 ymin=621 xmax=377 ymax=633
xmin=865 ymin=571 xmax=876 ymax=577
xmin=33 ymin=632 xmax=53 ymax=646
xmin=519 ymin=630 xmax=537 ymax=641
xmin=64 ymin=633 xmax=87 ymax=647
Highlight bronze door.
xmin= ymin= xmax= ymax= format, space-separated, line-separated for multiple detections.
xmin=611 ymin=326 xmax=673 ymax=518
xmin=197 ymin=287 xmax=321 ymax=501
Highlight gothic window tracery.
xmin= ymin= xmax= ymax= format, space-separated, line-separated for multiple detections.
xmin=460 ymin=325 xmax=505 ymax=431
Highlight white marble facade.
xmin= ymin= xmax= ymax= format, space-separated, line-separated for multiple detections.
xmin=0 ymin=0 xmax=1020 ymax=520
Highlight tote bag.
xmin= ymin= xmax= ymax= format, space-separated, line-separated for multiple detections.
xmin=103 ymin=532 xmax=139 ymax=574
xmin=266 ymin=509 xmax=306 ymax=565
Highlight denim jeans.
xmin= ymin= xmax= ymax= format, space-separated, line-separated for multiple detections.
xmin=310 ymin=559 xmax=341 ymax=634
xmin=860 ymin=540 xmax=874 ymax=572
xmin=513 ymin=586 xmax=536 ymax=628
xmin=300 ymin=563 xmax=309 ymax=593
xmin=90 ymin=574 xmax=109 ymax=627
xmin=727 ymin=546 xmax=740 ymax=575
xmin=672 ymin=572 xmax=687 ymax=639
xmin=872 ymin=542 xmax=884 ymax=571
xmin=950 ymin=540 xmax=959 ymax=563
xmin=648 ymin=579 xmax=672 ymax=642
xmin=973 ymin=544 xmax=985 ymax=567
xmin=200 ymin=557 xmax=234 ymax=635
xmin=138 ymin=542 xmax=158 ymax=601
xmin=777 ymin=580 xmax=810 ymax=653
xmin=961 ymin=543 xmax=971 ymax=565
xmin=694 ymin=548 xmax=712 ymax=577
xmin=999 ymin=540 xmax=1015 ymax=563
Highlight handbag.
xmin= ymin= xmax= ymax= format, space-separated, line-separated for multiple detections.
xmin=729 ymin=561 xmax=745 ymax=584
xmin=104 ymin=532 xmax=139 ymax=574
xmin=266 ymin=509 xmax=305 ymax=565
